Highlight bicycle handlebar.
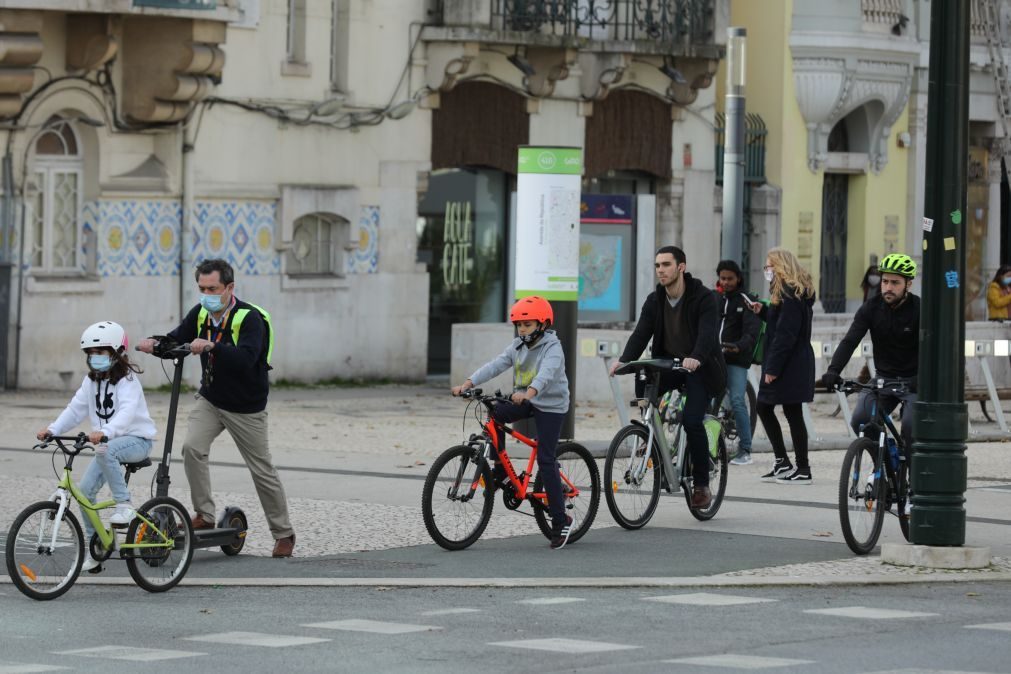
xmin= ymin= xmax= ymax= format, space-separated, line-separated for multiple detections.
xmin=829 ymin=378 xmax=911 ymax=396
xmin=34 ymin=432 xmax=107 ymax=456
xmin=613 ymin=358 xmax=690 ymax=377
xmin=135 ymin=336 xmax=191 ymax=359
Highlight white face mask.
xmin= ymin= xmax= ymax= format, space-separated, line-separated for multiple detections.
xmin=763 ymin=269 xmax=774 ymax=283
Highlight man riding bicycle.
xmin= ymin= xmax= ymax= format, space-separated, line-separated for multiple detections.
xmin=821 ymin=253 xmax=919 ymax=449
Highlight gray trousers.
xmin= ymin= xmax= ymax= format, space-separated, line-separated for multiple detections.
xmin=182 ymin=396 xmax=294 ymax=539
xmin=850 ymin=388 xmax=917 ymax=452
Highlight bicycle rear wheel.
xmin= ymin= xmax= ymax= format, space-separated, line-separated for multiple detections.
xmin=838 ymin=438 xmax=886 ymax=555
xmin=534 ymin=442 xmax=600 ymax=544
xmin=604 ymin=424 xmax=661 ymax=529
xmin=5 ymin=501 xmax=84 ymax=601
xmin=689 ymin=434 xmax=729 ymax=521
xmin=125 ymin=497 xmax=194 ymax=593
xmin=896 ymin=458 xmax=911 ymax=542
xmin=421 ymin=445 xmax=494 ymax=550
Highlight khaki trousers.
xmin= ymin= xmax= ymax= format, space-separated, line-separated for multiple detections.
xmin=182 ymin=396 xmax=294 ymax=539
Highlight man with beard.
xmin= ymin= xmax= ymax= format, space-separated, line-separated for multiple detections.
xmin=821 ymin=253 xmax=919 ymax=450
xmin=609 ymin=246 xmax=726 ymax=508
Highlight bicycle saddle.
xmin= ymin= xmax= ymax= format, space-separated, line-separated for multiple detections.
xmin=123 ymin=458 xmax=152 ymax=473
xmin=614 ymin=358 xmax=679 ymax=376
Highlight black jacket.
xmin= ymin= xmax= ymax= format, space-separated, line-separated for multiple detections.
xmin=168 ymin=299 xmax=270 ymax=414
xmin=620 ymin=273 xmax=727 ymax=395
xmin=718 ymin=289 xmax=761 ymax=367
xmin=827 ymin=293 xmax=919 ymax=380
xmin=757 ymin=286 xmax=815 ymax=405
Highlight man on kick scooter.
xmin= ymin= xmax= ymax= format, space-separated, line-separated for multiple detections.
xmin=138 ymin=258 xmax=296 ymax=557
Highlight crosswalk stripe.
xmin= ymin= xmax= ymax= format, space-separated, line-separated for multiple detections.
xmin=53 ymin=646 xmax=204 ymax=662
xmin=964 ymin=622 xmax=1011 ymax=632
xmin=184 ymin=632 xmax=330 ymax=648
xmin=804 ymin=607 xmax=938 ymax=619
xmin=516 ymin=597 xmax=586 ymax=605
xmin=303 ymin=620 xmax=441 ymax=634
xmin=421 ymin=608 xmax=481 ymax=616
xmin=666 ymin=654 xmax=814 ymax=669
xmin=644 ymin=592 xmax=777 ymax=606
xmin=0 ymin=664 xmax=70 ymax=673
xmin=488 ymin=638 xmax=639 ymax=654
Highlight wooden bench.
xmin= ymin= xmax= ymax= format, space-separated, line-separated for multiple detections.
xmin=965 ymin=386 xmax=1011 ymax=423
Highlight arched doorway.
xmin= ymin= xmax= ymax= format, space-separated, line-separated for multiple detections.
xmin=821 ymin=119 xmax=850 ymax=313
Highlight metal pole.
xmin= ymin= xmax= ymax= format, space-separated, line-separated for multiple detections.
xmin=910 ymin=0 xmax=970 ymax=546
xmin=720 ymin=27 xmax=747 ymax=263
xmin=0 ymin=151 xmax=13 ymax=389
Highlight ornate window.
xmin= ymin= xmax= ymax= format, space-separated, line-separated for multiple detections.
xmin=27 ymin=116 xmax=84 ymax=273
xmin=287 ymin=212 xmax=348 ymax=276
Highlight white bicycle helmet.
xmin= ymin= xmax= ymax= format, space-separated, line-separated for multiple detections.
xmin=80 ymin=321 xmax=128 ymax=352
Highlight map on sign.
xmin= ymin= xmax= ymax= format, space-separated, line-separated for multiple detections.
xmin=547 ymin=188 xmax=580 ymax=269
xmin=579 ymin=234 xmax=622 ymax=311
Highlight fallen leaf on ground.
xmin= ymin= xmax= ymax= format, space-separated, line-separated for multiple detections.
xmin=812 ymin=531 xmax=833 ymax=537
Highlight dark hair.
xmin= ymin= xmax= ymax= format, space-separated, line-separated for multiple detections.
xmin=194 ymin=258 xmax=234 ymax=286
xmin=86 ymin=347 xmax=143 ymax=385
xmin=716 ymin=259 xmax=743 ymax=282
xmin=656 ymin=246 xmax=686 ymax=266
xmin=992 ymin=264 xmax=1011 ymax=284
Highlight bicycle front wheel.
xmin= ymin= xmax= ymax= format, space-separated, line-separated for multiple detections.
xmin=421 ymin=445 xmax=494 ymax=551
xmin=689 ymin=434 xmax=729 ymax=521
xmin=838 ymin=438 xmax=886 ymax=555
xmin=534 ymin=442 xmax=600 ymax=544
xmin=604 ymin=424 xmax=661 ymax=529
xmin=5 ymin=501 xmax=84 ymax=601
xmin=125 ymin=497 xmax=194 ymax=593
xmin=896 ymin=457 xmax=911 ymax=542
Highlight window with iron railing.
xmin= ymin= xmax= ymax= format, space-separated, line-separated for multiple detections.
xmin=714 ymin=112 xmax=767 ymax=185
xmin=489 ymin=0 xmax=714 ymax=44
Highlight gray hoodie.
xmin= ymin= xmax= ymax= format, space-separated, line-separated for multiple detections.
xmin=468 ymin=330 xmax=569 ymax=414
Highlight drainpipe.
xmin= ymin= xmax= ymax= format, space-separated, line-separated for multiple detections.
xmin=179 ymin=122 xmax=195 ymax=321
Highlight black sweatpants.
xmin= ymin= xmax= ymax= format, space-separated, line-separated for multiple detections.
xmin=756 ymin=402 xmax=809 ymax=469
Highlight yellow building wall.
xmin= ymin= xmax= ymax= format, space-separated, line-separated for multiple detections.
xmin=723 ymin=0 xmax=913 ymax=303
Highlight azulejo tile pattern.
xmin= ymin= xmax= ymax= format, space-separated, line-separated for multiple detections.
xmin=348 ymin=206 xmax=380 ymax=274
xmin=84 ymin=199 xmax=380 ymax=277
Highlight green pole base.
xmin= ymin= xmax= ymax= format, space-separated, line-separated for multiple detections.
xmin=909 ymin=401 xmax=968 ymax=546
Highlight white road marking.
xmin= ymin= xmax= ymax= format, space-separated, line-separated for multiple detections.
xmin=488 ymin=638 xmax=639 ymax=654
xmin=804 ymin=607 xmax=938 ymax=619
xmin=0 ymin=664 xmax=70 ymax=673
xmin=303 ymin=619 xmax=441 ymax=634
xmin=54 ymin=646 xmax=204 ymax=662
xmin=644 ymin=592 xmax=777 ymax=606
xmin=666 ymin=654 xmax=814 ymax=669
xmin=184 ymin=632 xmax=330 ymax=648
xmin=516 ymin=597 xmax=586 ymax=605
xmin=965 ymin=622 xmax=1011 ymax=632
xmin=420 ymin=608 xmax=481 ymax=616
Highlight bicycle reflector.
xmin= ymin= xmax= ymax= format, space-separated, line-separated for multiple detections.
xmin=19 ymin=564 xmax=37 ymax=582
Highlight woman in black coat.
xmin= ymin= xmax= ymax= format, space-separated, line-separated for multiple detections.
xmin=751 ymin=247 xmax=816 ymax=483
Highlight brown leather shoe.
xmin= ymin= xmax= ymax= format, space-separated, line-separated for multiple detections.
xmin=690 ymin=486 xmax=712 ymax=509
xmin=191 ymin=514 xmax=214 ymax=530
xmin=272 ymin=534 xmax=295 ymax=558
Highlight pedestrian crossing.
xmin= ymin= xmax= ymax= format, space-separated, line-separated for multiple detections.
xmin=3 ymin=591 xmax=1006 ymax=672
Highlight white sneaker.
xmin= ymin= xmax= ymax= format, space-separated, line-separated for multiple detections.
xmin=81 ymin=555 xmax=102 ymax=573
xmin=109 ymin=503 xmax=136 ymax=527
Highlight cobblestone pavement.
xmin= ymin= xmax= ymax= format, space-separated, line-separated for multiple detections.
xmin=718 ymin=555 xmax=1011 ymax=578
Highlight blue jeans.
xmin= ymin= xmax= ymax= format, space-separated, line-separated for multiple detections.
xmin=78 ymin=436 xmax=152 ymax=537
xmin=725 ymin=364 xmax=752 ymax=452
xmin=491 ymin=401 xmax=568 ymax=529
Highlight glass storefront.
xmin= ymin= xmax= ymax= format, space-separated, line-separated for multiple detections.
xmin=417 ymin=168 xmax=509 ymax=374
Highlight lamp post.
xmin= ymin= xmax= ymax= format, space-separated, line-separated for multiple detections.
xmin=910 ymin=0 xmax=969 ymax=546
xmin=720 ymin=27 xmax=747 ymax=265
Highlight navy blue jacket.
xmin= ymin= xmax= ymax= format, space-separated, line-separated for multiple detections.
xmin=757 ymin=286 xmax=815 ymax=405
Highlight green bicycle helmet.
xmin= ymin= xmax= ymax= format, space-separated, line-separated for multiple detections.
xmin=879 ymin=253 xmax=917 ymax=279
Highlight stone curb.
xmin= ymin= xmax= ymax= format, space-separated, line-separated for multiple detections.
xmin=5 ymin=573 xmax=1011 ymax=589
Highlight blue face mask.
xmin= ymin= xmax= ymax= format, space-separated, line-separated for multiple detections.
xmin=1002 ymin=277 xmax=1011 ymax=287
xmin=200 ymin=293 xmax=227 ymax=313
xmin=88 ymin=354 xmax=112 ymax=372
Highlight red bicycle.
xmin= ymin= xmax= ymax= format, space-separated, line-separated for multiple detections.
xmin=422 ymin=389 xmax=600 ymax=550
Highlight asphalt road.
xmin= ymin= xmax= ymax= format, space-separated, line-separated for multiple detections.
xmin=2 ymin=583 xmax=1009 ymax=673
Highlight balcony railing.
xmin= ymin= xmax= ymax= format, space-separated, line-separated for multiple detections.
xmin=488 ymin=0 xmax=714 ymax=44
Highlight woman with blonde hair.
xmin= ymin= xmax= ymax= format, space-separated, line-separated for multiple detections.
xmin=749 ymin=247 xmax=816 ymax=483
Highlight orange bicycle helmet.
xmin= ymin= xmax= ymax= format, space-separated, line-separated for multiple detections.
xmin=509 ymin=295 xmax=553 ymax=327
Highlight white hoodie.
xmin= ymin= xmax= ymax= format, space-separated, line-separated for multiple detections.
xmin=48 ymin=373 xmax=157 ymax=441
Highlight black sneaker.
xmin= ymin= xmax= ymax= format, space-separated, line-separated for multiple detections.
xmin=776 ymin=467 xmax=812 ymax=484
xmin=549 ymin=515 xmax=573 ymax=550
xmin=761 ymin=459 xmax=793 ymax=481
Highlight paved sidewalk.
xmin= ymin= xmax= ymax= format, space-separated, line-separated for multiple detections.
xmin=1 ymin=383 xmax=1009 ymax=587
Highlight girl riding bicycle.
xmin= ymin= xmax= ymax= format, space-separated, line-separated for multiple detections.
xmin=451 ymin=296 xmax=574 ymax=549
xmin=36 ymin=321 xmax=157 ymax=572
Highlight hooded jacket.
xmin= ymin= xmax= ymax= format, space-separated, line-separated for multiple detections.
xmin=469 ymin=330 xmax=569 ymax=414
xmin=619 ymin=272 xmax=727 ymax=395
xmin=719 ymin=288 xmax=762 ymax=368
